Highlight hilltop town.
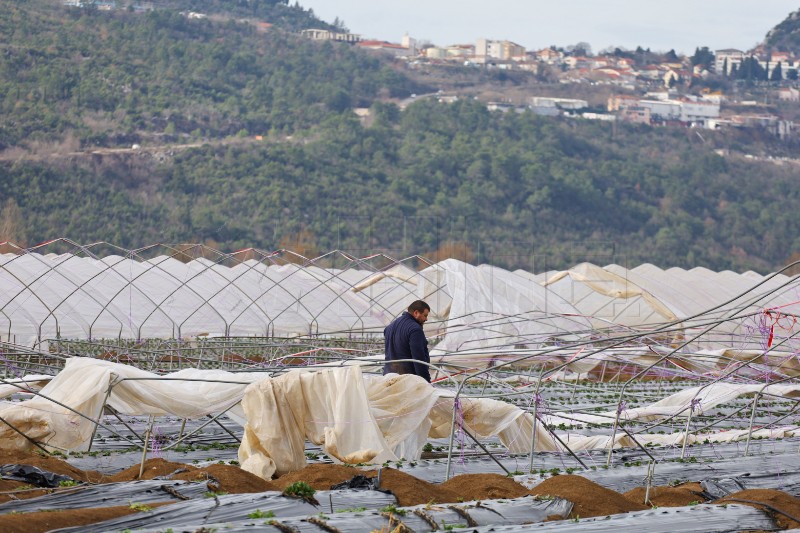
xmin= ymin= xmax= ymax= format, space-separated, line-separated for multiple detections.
xmin=304 ymin=28 xmax=800 ymax=139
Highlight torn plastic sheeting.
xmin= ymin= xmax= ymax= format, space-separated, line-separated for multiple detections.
xmin=54 ymin=489 xmax=397 ymax=532
xmin=463 ymin=496 xmax=573 ymax=526
xmin=0 ymin=480 xmax=210 ymax=513
xmin=116 ymin=495 xmax=573 ymax=533
xmin=702 ymin=478 xmax=749 ymax=499
xmin=0 ymin=464 xmax=74 ymax=488
xmin=702 ymin=470 xmax=800 ymax=499
xmin=468 ymin=503 xmax=776 ymax=532
xmin=574 ymin=451 xmax=800 ymax=494
xmin=330 ymin=473 xmax=382 ymax=490
xmin=0 ymin=358 xmax=267 ymax=452
xmin=277 ymin=509 xmax=460 ymax=532
xmin=120 ymin=514 xmax=435 ymax=533
xmin=405 ymin=448 xmax=800 ymax=488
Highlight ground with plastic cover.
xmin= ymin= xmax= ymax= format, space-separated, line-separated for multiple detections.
xmin=1 ymin=450 xmax=800 ymax=532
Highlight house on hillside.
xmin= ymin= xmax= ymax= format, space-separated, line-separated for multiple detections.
xmin=530 ymin=97 xmax=588 ymax=116
xmin=638 ymin=64 xmax=664 ymax=81
xmin=564 ymin=56 xmax=591 ymax=70
xmin=715 ymin=49 xmax=745 ymax=74
xmin=678 ymin=99 xmax=720 ymax=124
xmin=591 ymin=67 xmax=636 ymax=86
xmin=301 ymin=29 xmax=362 ymax=43
xmin=476 ymin=39 xmax=526 ymax=61
xmin=535 ymin=48 xmax=563 ymax=64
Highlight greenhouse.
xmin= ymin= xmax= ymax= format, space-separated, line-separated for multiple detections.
xmin=2 ymin=242 xmax=800 ymax=531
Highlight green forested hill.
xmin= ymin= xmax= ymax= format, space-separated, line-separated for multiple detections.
xmin=0 ymin=0 xmax=419 ymax=148
xmin=1 ymin=1 xmax=799 ymax=273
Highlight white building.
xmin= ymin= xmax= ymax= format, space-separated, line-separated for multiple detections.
xmin=531 ymin=97 xmax=588 ymax=111
xmin=715 ymin=49 xmax=745 ymax=74
xmin=300 ymin=29 xmax=362 ymax=43
xmin=638 ymin=100 xmax=681 ymax=120
xmin=679 ymin=100 xmax=720 ymax=123
xmin=401 ymin=34 xmax=417 ymax=56
xmin=476 ymin=38 xmax=526 ymax=60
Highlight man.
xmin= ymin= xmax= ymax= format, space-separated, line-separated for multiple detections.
xmin=383 ymin=300 xmax=432 ymax=382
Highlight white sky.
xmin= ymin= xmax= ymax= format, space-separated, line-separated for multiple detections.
xmin=298 ymin=1 xmax=797 ymax=55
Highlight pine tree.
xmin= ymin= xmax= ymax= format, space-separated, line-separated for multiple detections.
xmin=771 ymin=61 xmax=783 ymax=81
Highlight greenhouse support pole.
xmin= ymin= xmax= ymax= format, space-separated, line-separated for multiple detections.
xmin=744 ymin=393 xmax=761 ymax=457
xmin=544 ymin=422 xmax=587 ymax=470
xmin=644 ymin=460 xmax=656 ymax=505
xmin=87 ymin=377 xmax=116 ymax=453
xmin=445 ymin=397 xmax=460 ymax=481
xmin=107 ymin=406 xmax=145 ymax=443
xmin=208 ymin=413 xmax=242 ymax=443
xmin=528 ymin=366 xmax=545 ymax=473
xmin=139 ymin=414 xmax=155 ymax=479
xmin=462 ymin=426 xmax=510 ymax=475
xmin=679 ymin=405 xmax=695 ymax=460
xmin=606 ymin=407 xmax=622 ymax=467
xmin=177 ymin=418 xmax=187 ymax=441
xmin=163 ymin=402 xmax=241 ymax=450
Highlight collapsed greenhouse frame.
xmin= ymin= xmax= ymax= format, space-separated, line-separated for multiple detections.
xmin=1 ymin=239 xmax=800 ymax=487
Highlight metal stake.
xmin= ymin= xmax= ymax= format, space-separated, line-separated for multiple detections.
xmin=744 ymin=393 xmax=761 ymax=457
xmin=138 ymin=414 xmax=155 ymax=479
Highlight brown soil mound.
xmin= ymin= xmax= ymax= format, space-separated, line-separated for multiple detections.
xmin=0 ymin=479 xmax=50 ymax=504
xmin=369 ymin=467 xmax=461 ymax=507
xmin=0 ymin=501 xmax=175 ymax=533
xmin=0 ymin=450 xmax=102 ymax=483
xmin=273 ymin=464 xmax=461 ymax=506
xmin=274 ymin=463 xmax=364 ymax=490
xmin=171 ymin=463 xmax=278 ymax=493
xmin=718 ymin=489 xmax=800 ymax=530
xmin=440 ymin=473 xmax=530 ymax=502
xmin=104 ymin=459 xmax=276 ymax=494
xmin=530 ymin=475 xmax=648 ymax=519
xmin=624 ymin=482 xmax=707 ymax=507
xmin=105 ymin=458 xmax=197 ymax=482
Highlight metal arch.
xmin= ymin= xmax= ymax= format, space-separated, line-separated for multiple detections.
xmin=85 ymin=248 xmax=180 ymax=341
xmin=224 ymin=250 xmax=284 ymax=335
xmin=23 ymin=248 xmax=127 ymax=341
xmin=0 ymin=254 xmax=63 ymax=344
xmin=227 ymin=249 xmax=376 ymax=336
xmin=161 ymin=247 xmax=235 ymax=337
xmin=79 ymin=241 xmax=165 ymax=339
xmin=287 ymin=251 xmax=377 ymax=336
xmin=234 ymin=258 xmax=327 ymax=338
xmin=343 ymin=253 xmax=424 ymax=317
xmin=83 ymin=252 xmax=145 ymax=340
xmin=129 ymin=246 xmax=228 ymax=339
xmin=171 ymin=248 xmax=270 ymax=338
xmin=9 ymin=239 xmax=117 ymax=340
xmin=0 ymin=297 xmax=43 ymax=345
xmin=262 ymin=250 xmax=434 ymax=332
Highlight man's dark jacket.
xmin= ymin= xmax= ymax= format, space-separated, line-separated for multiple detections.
xmin=383 ymin=311 xmax=431 ymax=382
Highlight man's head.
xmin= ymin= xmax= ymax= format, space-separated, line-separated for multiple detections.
xmin=407 ymin=300 xmax=430 ymax=325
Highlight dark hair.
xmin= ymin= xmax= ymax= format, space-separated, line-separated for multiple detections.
xmin=407 ymin=300 xmax=430 ymax=313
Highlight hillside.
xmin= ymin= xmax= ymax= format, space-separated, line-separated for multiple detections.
xmin=0 ymin=0 xmax=422 ymax=149
xmin=765 ymin=9 xmax=800 ymax=52
xmin=1 ymin=1 xmax=800 ymax=273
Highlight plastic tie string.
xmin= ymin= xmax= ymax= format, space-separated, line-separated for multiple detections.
xmin=0 ymin=351 xmax=23 ymax=378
